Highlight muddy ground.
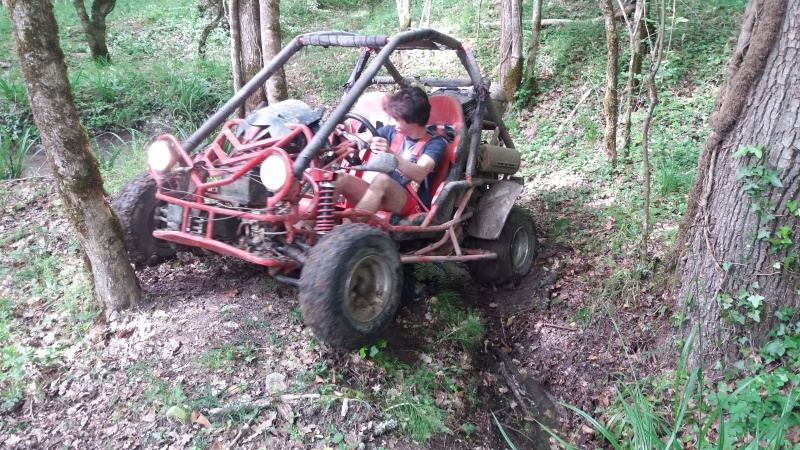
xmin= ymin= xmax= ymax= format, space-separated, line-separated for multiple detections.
xmin=0 ymin=177 xmax=665 ymax=450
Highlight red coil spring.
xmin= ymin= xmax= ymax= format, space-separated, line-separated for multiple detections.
xmin=315 ymin=182 xmax=336 ymax=233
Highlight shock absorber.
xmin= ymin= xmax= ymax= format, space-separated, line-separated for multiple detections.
xmin=315 ymin=181 xmax=336 ymax=233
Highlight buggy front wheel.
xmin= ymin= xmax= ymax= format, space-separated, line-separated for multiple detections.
xmin=299 ymin=224 xmax=402 ymax=349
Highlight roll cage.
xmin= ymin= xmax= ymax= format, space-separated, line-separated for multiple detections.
xmin=181 ymin=29 xmax=514 ymax=181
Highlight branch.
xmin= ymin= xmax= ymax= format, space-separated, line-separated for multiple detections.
xmin=208 ymin=393 xmax=319 ymax=416
xmin=541 ymin=4 xmax=634 ymax=27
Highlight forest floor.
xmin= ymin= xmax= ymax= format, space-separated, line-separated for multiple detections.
xmin=0 ymin=169 xmax=669 ymax=449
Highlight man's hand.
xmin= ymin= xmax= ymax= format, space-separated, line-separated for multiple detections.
xmin=368 ymin=136 xmax=390 ymax=153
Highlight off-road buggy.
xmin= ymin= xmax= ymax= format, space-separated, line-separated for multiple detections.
xmin=113 ymin=29 xmax=537 ymax=348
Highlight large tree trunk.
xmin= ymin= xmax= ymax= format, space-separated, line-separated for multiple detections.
xmin=238 ymin=0 xmax=265 ymax=114
xmin=72 ymin=0 xmax=116 ymax=62
xmin=396 ymin=0 xmax=411 ymax=31
xmin=260 ymin=0 xmax=288 ymax=103
xmin=523 ymin=0 xmax=542 ymax=85
xmin=498 ymin=0 xmax=523 ymax=99
xmin=228 ymin=0 xmax=266 ymax=116
xmin=5 ymin=0 xmax=142 ymax=316
xmin=600 ymin=0 xmax=618 ymax=165
xmin=669 ymin=0 xmax=795 ymax=366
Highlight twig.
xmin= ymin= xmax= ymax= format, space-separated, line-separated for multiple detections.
xmin=489 ymin=346 xmax=532 ymax=411
xmin=208 ymin=393 xmax=319 ymax=416
xmin=0 ymin=176 xmax=50 ymax=185
xmin=548 ymin=87 xmax=593 ymax=147
xmin=228 ymin=413 xmax=257 ymax=449
xmin=540 ymin=322 xmax=576 ymax=332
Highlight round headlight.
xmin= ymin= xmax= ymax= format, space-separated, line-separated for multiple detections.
xmin=260 ymin=153 xmax=288 ymax=192
xmin=148 ymin=140 xmax=175 ymax=172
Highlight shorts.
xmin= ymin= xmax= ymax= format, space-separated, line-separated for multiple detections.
xmin=400 ymin=189 xmax=425 ymax=217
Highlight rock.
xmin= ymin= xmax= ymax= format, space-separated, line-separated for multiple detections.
xmin=264 ymin=372 xmax=287 ymax=395
xmin=372 ymin=419 xmax=397 ymax=437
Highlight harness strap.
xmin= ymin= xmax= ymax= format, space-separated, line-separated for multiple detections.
xmin=389 ymin=132 xmax=433 ymax=212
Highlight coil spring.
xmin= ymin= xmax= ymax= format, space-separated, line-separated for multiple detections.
xmin=315 ymin=181 xmax=336 ymax=233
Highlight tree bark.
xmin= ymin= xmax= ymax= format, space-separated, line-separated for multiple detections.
xmin=669 ymin=0 xmax=796 ymax=367
xmin=260 ymin=0 xmax=288 ymax=103
xmin=498 ymin=0 xmax=523 ymax=99
xmin=72 ymin=0 xmax=116 ymax=62
xmin=600 ymin=0 xmax=618 ymax=165
xmin=396 ymin=0 xmax=411 ymax=31
xmin=199 ymin=0 xmax=224 ymax=59
xmin=619 ymin=0 xmax=646 ymax=159
xmin=5 ymin=0 xmax=142 ymax=316
xmin=523 ymin=0 xmax=542 ymax=85
xmin=229 ymin=0 xmax=245 ymax=117
xmin=238 ymin=0 xmax=265 ymax=114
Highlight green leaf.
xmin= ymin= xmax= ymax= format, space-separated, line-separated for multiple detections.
xmin=165 ymin=405 xmax=188 ymax=422
xmin=332 ymin=432 xmax=344 ymax=444
xmin=748 ymin=294 xmax=765 ymax=309
xmin=736 ymin=166 xmax=752 ymax=179
xmin=359 ymin=347 xmax=367 ymax=358
xmin=461 ymin=423 xmax=476 ymax=435
xmin=369 ymin=346 xmax=380 ymax=358
xmin=753 ymin=145 xmax=763 ymax=159
xmin=732 ymin=145 xmax=750 ymax=158
xmin=761 ymin=340 xmax=786 ymax=358
xmin=767 ymin=175 xmax=783 ymax=188
xmin=722 ymin=262 xmax=732 ymax=272
xmin=758 ymin=229 xmax=771 ymax=240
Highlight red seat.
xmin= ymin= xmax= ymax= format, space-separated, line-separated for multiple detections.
xmin=425 ymin=95 xmax=464 ymax=203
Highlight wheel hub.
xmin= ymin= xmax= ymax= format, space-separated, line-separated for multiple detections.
xmin=511 ymin=227 xmax=530 ymax=270
xmin=344 ymin=255 xmax=391 ymax=323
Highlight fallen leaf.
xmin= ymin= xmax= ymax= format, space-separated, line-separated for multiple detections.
xmin=226 ymin=384 xmax=241 ymax=396
xmin=587 ymin=355 xmax=598 ymax=361
xmin=277 ymin=403 xmax=292 ymax=423
xmin=166 ymin=405 xmax=188 ymax=422
xmin=598 ymin=394 xmax=610 ymax=407
xmin=489 ymin=302 xmax=498 ymax=308
xmin=116 ymin=328 xmax=135 ymax=339
xmin=142 ymin=409 xmax=157 ymax=422
xmin=581 ymin=424 xmax=594 ymax=434
xmin=314 ymin=375 xmax=325 ymax=384
xmin=223 ymin=289 xmax=238 ymax=298
xmin=190 ymin=410 xmax=211 ymax=427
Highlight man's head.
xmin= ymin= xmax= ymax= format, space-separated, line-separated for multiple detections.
xmin=386 ymin=86 xmax=431 ymax=127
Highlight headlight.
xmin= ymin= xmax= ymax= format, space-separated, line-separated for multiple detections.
xmin=148 ymin=140 xmax=175 ymax=172
xmin=260 ymin=153 xmax=288 ymax=191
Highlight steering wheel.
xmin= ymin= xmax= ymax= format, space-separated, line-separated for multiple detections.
xmin=339 ymin=112 xmax=380 ymax=167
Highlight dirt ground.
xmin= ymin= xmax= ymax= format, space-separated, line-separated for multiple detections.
xmin=0 ymin=176 xmax=666 ymax=450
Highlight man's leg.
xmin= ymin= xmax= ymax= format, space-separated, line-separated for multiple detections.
xmin=356 ymin=174 xmax=408 ymax=214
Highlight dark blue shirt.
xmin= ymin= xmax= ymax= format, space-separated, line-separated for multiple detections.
xmin=377 ymin=125 xmax=446 ymax=208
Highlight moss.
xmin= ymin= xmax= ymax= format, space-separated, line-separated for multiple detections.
xmin=69 ymin=154 xmax=104 ymax=195
xmin=504 ymin=61 xmax=523 ymax=100
xmin=108 ymin=210 xmax=125 ymax=241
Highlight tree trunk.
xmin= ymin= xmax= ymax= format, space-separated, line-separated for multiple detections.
xmin=5 ymin=0 xmax=142 ymax=317
xmin=523 ymin=0 xmax=542 ymax=85
xmin=72 ymin=0 xmax=116 ymax=62
xmin=260 ymin=0 xmax=288 ymax=103
xmin=238 ymin=0 xmax=265 ymax=114
xmin=498 ymin=0 xmax=523 ymax=99
xmin=396 ymin=0 xmax=411 ymax=31
xmin=620 ymin=0 xmax=646 ymax=159
xmin=229 ymin=0 xmax=245 ymax=118
xmin=199 ymin=0 xmax=224 ymax=59
xmin=600 ymin=0 xmax=618 ymax=165
xmin=669 ymin=0 xmax=796 ymax=367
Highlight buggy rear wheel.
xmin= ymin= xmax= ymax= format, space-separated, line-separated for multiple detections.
xmin=112 ymin=172 xmax=176 ymax=267
xmin=299 ymin=224 xmax=402 ymax=349
xmin=467 ymin=206 xmax=537 ymax=285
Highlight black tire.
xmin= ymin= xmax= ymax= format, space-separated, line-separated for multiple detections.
xmin=299 ymin=224 xmax=402 ymax=349
xmin=112 ymin=172 xmax=177 ymax=267
xmin=467 ymin=206 xmax=537 ymax=285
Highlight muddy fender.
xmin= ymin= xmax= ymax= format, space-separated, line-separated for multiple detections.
xmin=466 ymin=180 xmax=523 ymax=240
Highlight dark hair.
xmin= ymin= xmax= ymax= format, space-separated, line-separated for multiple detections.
xmin=386 ymin=86 xmax=430 ymax=126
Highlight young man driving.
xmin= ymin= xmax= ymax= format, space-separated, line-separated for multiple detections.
xmin=336 ymin=87 xmax=447 ymax=216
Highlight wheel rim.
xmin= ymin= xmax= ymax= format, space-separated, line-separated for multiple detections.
xmin=147 ymin=200 xmax=171 ymax=249
xmin=343 ymin=254 xmax=393 ymax=324
xmin=510 ymin=226 xmax=531 ymax=271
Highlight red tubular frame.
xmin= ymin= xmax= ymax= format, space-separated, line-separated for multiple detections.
xmin=147 ymin=120 xmax=500 ymax=270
